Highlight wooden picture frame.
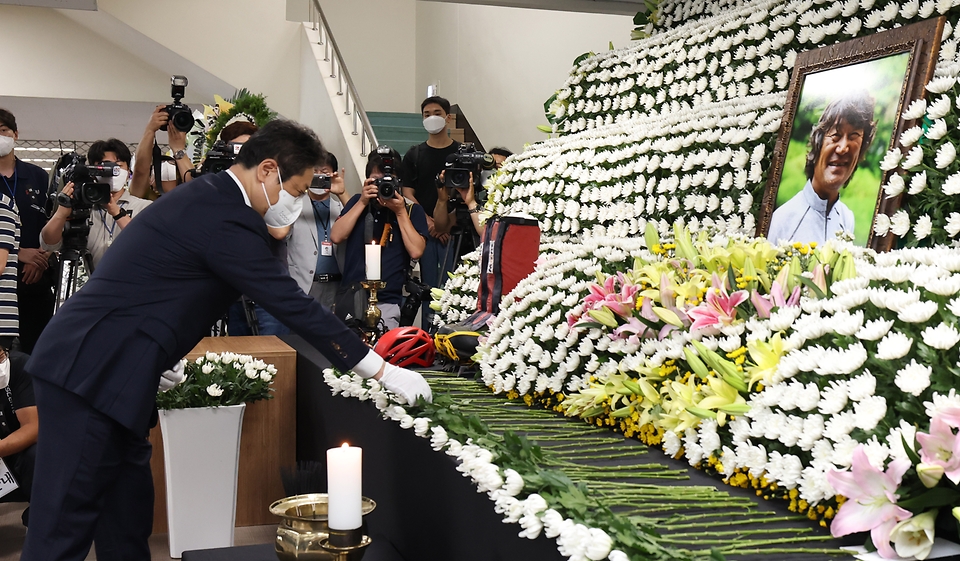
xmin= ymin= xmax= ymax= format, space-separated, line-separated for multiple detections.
xmin=757 ymin=17 xmax=944 ymax=251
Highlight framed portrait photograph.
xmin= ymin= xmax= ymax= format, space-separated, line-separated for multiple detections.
xmin=757 ymin=17 xmax=944 ymax=250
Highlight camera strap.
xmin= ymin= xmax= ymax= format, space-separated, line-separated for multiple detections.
xmin=152 ymin=140 xmax=163 ymax=196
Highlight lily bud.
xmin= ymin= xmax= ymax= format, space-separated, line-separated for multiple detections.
xmin=918 ymin=462 xmax=945 ymax=488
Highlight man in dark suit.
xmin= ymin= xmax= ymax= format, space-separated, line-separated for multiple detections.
xmin=21 ymin=120 xmax=431 ymax=561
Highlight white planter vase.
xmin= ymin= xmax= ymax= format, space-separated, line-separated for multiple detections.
xmin=159 ymin=403 xmax=246 ymax=558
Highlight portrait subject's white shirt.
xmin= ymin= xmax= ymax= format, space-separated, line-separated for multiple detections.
xmin=767 ymin=180 xmax=856 ymax=245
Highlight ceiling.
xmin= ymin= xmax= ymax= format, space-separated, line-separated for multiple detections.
xmin=420 ymin=0 xmax=646 ymax=16
xmin=0 ymin=0 xmax=95 ymax=9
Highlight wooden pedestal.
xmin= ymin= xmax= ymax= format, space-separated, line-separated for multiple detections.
xmin=150 ymin=336 xmax=297 ymax=533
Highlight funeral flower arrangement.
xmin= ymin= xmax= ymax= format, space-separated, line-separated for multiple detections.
xmin=155 ymin=352 xmax=277 ymax=410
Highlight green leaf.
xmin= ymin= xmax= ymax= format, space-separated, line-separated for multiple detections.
xmin=572 ymin=51 xmax=595 ymax=66
xmin=536 ymin=124 xmax=554 ymax=134
xmin=898 ymin=488 xmax=960 ymax=511
xmin=901 ymin=434 xmax=922 ymax=465
xmin=796 ymin=275 xmax=827 ymax=300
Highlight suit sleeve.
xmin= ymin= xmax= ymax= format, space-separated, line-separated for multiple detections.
xmin=204 ymin=216 xmax=369 ymax=371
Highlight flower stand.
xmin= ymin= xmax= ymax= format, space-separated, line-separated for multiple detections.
xmin=159 ymin=403 xmax=246 ymax=558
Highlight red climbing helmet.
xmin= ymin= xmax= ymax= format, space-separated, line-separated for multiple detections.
xmin=374 ymin=327 xmax=436 ymax=368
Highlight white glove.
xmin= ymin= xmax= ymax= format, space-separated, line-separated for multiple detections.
xmin=352 ymin=349 xmax=432 ymax=404
xmin=158 ymin=359 xmax=187 ymax=392
xmin=379 ymin=362 xmax=433 ymax=404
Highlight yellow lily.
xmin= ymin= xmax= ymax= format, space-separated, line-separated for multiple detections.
xmin=696 ymin=375 xmax=750 ymax=426
xmin=745 ymin=333 xmax=784 ymax=388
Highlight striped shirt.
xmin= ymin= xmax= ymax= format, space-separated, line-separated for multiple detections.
xmin=0 ymin=194 xmax=19 ymax=337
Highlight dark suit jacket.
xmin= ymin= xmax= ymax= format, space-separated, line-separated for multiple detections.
xmin=26 ymin=171 xmax=369 ymax=435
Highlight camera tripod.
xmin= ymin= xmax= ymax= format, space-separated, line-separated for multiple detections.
xmin=54 ymin=243 xmax=94 ymax=312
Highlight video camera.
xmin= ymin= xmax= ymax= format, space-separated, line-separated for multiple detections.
xmin=372 ymin=144 xmax=402 ymax=200
xmin=53 ymin=153 xmax=116 ymax=210
xmin=311 ymin=173 xmax=331 ymax=192
xmin=161 ymin=75 xmax=194 ymax=133
xmin=201 ymin=140 xmax=242 ymax=175
xmin=443 ymin=143 xmax=494 ymax=190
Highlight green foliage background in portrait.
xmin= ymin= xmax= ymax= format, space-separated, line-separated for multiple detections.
xmin=776 ymin=53 xmax=910 ymax=246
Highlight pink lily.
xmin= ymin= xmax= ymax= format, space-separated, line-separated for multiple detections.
xmin=751 ymin=289 xmax=774 ymax=319
xmin=612 ymin=317 xmax=649 ymax=344
xmin=936 ymin=406 xmax=960 ymax=429
xmin=750 ymin=280 xmax=801 ymax=319
xmin=827 ymin=446 xmax=912 ymax=559
xmin=582 ymin=273 xmax=638 ymax=318
xmin=687 ymin=273 xmax=748 ymax=334
xmin=917 ymin=416 xmax=960 ymax=485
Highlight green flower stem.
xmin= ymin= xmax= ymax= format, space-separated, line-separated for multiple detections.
xmin=662 ymin=515 xmax=807 ymax=529
xmin=670 ymin=535 xmax=838 ymax=547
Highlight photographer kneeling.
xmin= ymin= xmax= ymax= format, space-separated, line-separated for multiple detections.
xmin=0 ymin=349 xmax=38 ymax=527
xmin=331 ymin=148 xmax=428 ymax=330
xmin=40 ymin=140 xmax=152 ymax=270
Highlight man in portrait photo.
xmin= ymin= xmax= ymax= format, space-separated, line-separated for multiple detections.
xmin=767 ymin=91 xmax=877 ymax=245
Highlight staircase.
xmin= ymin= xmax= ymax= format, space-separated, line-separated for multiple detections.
xmin=367 ymin=112 xmax=427 ymax=157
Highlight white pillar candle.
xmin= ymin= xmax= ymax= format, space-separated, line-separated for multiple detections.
xmin=365 ymin=243 xmax=381 ymax=281
xmin=327 ymin=443 xmax=362 ymax=530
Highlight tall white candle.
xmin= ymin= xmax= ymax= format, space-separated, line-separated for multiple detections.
xmin=365 ymin=243 xmax=381 ymax=281
xmin=327 ymin=443 xmax=362 ymax=530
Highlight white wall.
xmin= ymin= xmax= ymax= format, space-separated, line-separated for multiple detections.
xmin=0 ymin=5 xmax=172 ymax=102
xmin=416 ymin=3 xmax=632 ymax=153
xmin=96 ymin=0 xmax=303 ymax=119
xmin=318 ymin=0 xmax=419 ymax=113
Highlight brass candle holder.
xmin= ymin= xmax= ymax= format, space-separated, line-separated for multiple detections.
xmin=270 ymin=493 xmax=375 ymax=561
xmin=359 ymin=280 xmax=386 ymax=343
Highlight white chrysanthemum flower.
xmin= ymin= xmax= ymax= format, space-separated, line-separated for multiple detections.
xmin=926 ymin=77 xmax=955 ymax=95
xmin=914 ymin=215 xmax=933 ymax=240
xmin=902 ymin=145 xmax=924 ymax=169
xmin=856 ymin=318 xmax=894 ymax=341
xmin=206 ymin=383 xmax=224 ymax=397
xmin=896 ymin=359 xmax=933 ymax=397
xmin=848 ymin=372 xmax=878 ymax=402
xmin=413 ymin=417 xmax=431 ymax=437
xmin=936 ymin=142 xmax=957 ymax=169
xmin=883 ymin=174 xmax=905 ymax=198
xmin=903 ymin=98 xmax=927 ymax=120
xmin=201 ymin=363 xmax=215 ymax=374
xmin=898 ymin=300 xmax=940 ymax=323
xmin=880 ymin=147 xmax=903 ymax=171
xmin=876 ymin=332 xmax=913 ymax=360
xmin=946 ymin=213 xmax=960 ymax=238
xmin=900 ymin=126 xmax=924 ymax=147
xmin=922 ymin=323 xmax=960 ymax=349
xmin=853 ymin=396 xmax=887 ymax=431
xmin=873 ymin=213 xmax=891 ymax=236
xmin=889 ymin=210 xmax=910 ymax=237
xmin=927 ymin=95 xmax=952 ymax=119
xmin=927 ymin=118 xmax=949 ymax=140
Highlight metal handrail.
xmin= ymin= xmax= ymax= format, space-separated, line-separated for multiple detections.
xmin=308 ymin=0 xmax=378 ymax=156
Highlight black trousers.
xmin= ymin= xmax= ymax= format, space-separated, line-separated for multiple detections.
xmin=0 ymin=442 xmax=36 ymax=503
xmin=17 ymin=279 xmax=55 ymax=354
xmin=22 ymin=378 xmax=154 ymax=561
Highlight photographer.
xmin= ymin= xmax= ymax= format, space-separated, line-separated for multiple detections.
xmin=40 ymin=139 xmax=152 ymax=270
xmin=332 ymin=149 xmax=428 ymax=329
xmin=0 ymin=109 xmax=54 ymax=353
xmin=0 ymin=350 xmax=38 ymax=527
xmin=286 ymin=152 xmax=349 ymax=310
xmin=434 ymin=170 xmax=483 ymax=238
xmin=130 ymin=105 xmax=196 ymax=199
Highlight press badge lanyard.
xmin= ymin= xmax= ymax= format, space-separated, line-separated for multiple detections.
xmin=312 ymin=199 xmax=334 ymax=257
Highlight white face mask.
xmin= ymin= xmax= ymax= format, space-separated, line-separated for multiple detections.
xmin=0 ymin=136 xmax=14 ymax=158
xmin=0 ymin=356 xmax=10 ymax=390
xmin=423 ymin=115 xmax=447 ymax=135
xmin=161 ymin=161 xmax=177 ymax=182
xmin=261 ymin=169 xmax=304 ymax=228
xmin=110 ymin=168 xmax=130 ymax=192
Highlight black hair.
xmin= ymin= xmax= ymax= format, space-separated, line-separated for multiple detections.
xmin=489 ymin=147 xmax=513 ymax=159
xmin=0 ymin=109 xmax=17 ymax=133
xmin=88 ymin=138 xmax=132 ymax=167
xmin=421 ymin=96 xmax=451 ymax=115
xmin=805 ymin=91 xmax=877 ymax=184
xmin=235 ymin=119 xmax=326 ymax=180
xmin=319 ymin=151 xmax=338 ymax=172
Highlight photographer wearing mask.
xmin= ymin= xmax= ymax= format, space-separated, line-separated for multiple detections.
xmin=40 ymin=139 xmax=152 ymax=270
xmin=23 ymin=119 xmax=431 ymax=561
xmin=286 ymin=151 xmax=349 ymax=310
xmin=332 ymin=149 xmax=428 ymax=330
xmin=0 ymin=349 xmax=38 ymax=527
xmin=130 ymin=106 xmax=197 ymax=199
xmin=0 ymin=109 xmax=54 ymax=353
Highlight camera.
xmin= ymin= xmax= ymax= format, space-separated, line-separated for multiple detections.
xmin=444 ymin=143 xmax=494 ymax=190
xmin=55 ymin=153 xmax=115 ymax=209
xmin=201 ymin=140 xmax=242 ymax=175
xmin=372 ymin=144 xmax=402 ymax=200
xmin=400 ymin=276 xmax=431 ymax=327
xmin=311 ymin=173 xmax=332 ymax=192
xmin=161 ymin=75 xmax=194 ymax=133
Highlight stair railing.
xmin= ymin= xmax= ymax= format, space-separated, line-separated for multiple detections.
xmin=308 ymin=0 xmax=378 ymax=156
